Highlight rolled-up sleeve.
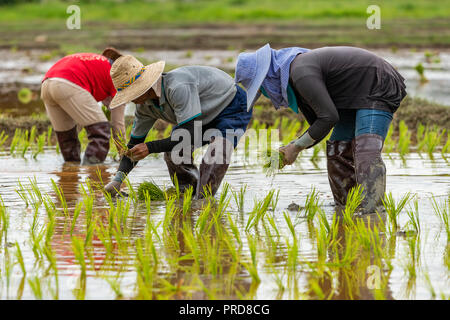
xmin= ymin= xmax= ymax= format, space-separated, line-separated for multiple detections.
xmin=167 ymin=84 xmax=202 ymax=125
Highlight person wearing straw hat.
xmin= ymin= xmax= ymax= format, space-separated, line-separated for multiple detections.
xmin=40 ymin=48 xmax=125 ymax=164
xmin=104 ymin=55 xmax=252 ymax=199
xmin=235 ymin=44 xmax=406 ymax=214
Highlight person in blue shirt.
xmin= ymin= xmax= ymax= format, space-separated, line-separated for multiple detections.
xmin=235 ymin=44 xmax=406 ymax=214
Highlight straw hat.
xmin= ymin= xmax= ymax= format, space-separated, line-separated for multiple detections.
xmin=109 ymin=55 xmax=165 ymax=109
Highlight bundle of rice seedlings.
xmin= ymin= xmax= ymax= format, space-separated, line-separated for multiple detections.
xmin=137 ymin=181 xmax=165 ymax=201
xmin=113 ymin=131 xmax=129 ymax=157
xmin=263 ymin=149 xmax=286 ymax=176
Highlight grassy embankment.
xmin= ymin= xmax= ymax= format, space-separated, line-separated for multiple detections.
xmin=0 ymin=0 xmax=450 ymax=50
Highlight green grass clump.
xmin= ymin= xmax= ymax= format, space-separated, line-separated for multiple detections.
xmin=137 ymin=181 xmax=165 ymax=201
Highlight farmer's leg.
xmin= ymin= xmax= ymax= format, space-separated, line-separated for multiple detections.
xmin=41 ymin=79 xmax=80 ymax=162
xmin=164 ymin=145 xmax=200 ymax=194
xmin=327 ymin=109 xmax=356 ymax=207
xmin=49 ymin=79 xmax=111 ymax=164
xmin=354 ymin=109 xmax=393 ymax=214
xmin=197 ymin=85 xmax=252 ymax=199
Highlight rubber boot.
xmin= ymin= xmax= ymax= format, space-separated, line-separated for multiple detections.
xmin=55 ymin=126 xmax=81 ymax=162
xmin=164 ymin=148 xmax=200 ymax=194
xmin=196 ymin=137 xmax=234 ymax=199
xmin=326 ymin=140 xmax=356 ymax=209
xmin=82 ymin=122 xmax=111 ymax=165
xmin=353 ymin=134 xmax=386 ymax=215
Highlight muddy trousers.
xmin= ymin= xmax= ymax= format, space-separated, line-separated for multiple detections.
xmin=164 ymin=137 xmax=234 ymax=199
xmin=327 ymin=134 xmax=386 ymax=214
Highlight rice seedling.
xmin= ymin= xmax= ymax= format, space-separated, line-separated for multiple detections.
xmin=226 ymin=212 xmax=242 ymax=246
xmin=195 ymin=201 xmax=212 ymax=236
xmin=124 ymin=177 xmax=137 ymax=204
xmin=47 ymin=126 xmax=53 ymax=146
xmin=232 ymin=184 xmax=247 ymax=211
xmin=383 ymin=126 xmax=395 ymax=155
xmin=382 ymin=192 xmax=413 ymax=233
xmin=245 ymin=190 xmax=275 ymax=231
xmin=406 ymin=198 xmax=421 ymax=234
xmin=0 ymin=131 xmax=8 ymax=150
xmin=51 ymin=179 xmax=68 ymax=217
xmin=398 ymin=120 xmax=411 ymax=157
xmin=112 ymin=129 xmax=129 ymax=157
xmin=414 ymin=62 xmax=428 ymax=84
xmin=0 ymin=196 xmax=9 ymax=244
xmin=423 ymin=126 xmax=446 ymax=159
xmin=416 ymin=123 xmax=426 ymax=152
xmin=32 ymin=131 xmax=46 ymax=159
xmin=301 ymin=187 xmax=322 ymax=221
xmin=310 ymin=145 xmax=321 ymax=163
xmin=405 ymin=234 xmax=421 ymax=280
xmin=78 ymin=129 xmax=88 ymax=151
xmin=241 ymin=234 xmax=260 ymax=283
xmin=28 ymin=276 xmax=43 ymax=299
xmin=431 ymin=195 xmax=449 ymax=241
xmin=342 ymin=185 xmax=365 ymax=227
xmin=182 ymin=186 xmax=194 ymax=216
xmin=138 ymin=180 xmax=165 ymax=201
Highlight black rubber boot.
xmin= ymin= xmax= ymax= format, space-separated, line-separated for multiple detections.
xmin=326 ymin=140 xmax=356 ymax=208
xmin=55 ymin=126 xmax=81 ymax=162
xmin=82 ymin=122 xmax=111 ymax=165
xmin=196 ymin=137 xmax=234 ymax=199
xmin=164 ymin=147 xmax=200 ymax=194
xmin=353 ymin=134 xmax=386 ymax=214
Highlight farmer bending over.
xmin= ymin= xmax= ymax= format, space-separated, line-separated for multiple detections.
xmin=235 ymin=45 xmax=406 ymax=214
xmin=104 ymin=55 xmax=252 ymax=199
xmin=41 ymin=48 xmax=125 ymax=164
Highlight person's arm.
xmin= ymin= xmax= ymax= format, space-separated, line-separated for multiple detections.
xmin=125 ymin=120 xmax=198 ymax=161
xmin=279 ymin=75 xmax=339 ymax=166
xmin=110 ymin=104 xmax=126 ymax=139
xmin=106 ymin=105 xmax=156 ymax=190
xmin=290 ymin=75 xmax=339 ymax=147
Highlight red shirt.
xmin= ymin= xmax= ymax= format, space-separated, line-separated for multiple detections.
xmin=43 ymin=53 xmax=116 ymax=102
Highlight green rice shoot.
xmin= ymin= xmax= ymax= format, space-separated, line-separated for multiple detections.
xmin=137 ymin=181 xmax=165 ymax=201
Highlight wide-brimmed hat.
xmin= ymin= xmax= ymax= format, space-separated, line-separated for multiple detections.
xmin=235 ymin=43 xmax=272 ymax=111
xmin=109 ymin=55 xmax=165 ymax=109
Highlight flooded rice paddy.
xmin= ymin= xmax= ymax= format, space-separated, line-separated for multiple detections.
xmin=0 ymin=47 xmax=449 ymax=300
xmin=0 ymin=141 xmax=448 ymax=300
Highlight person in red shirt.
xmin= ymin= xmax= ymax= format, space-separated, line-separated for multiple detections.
xmin=41 ymin=48 xmax=125 ymax=164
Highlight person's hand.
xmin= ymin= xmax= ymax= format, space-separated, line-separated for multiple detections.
xmin=104 ymin=180 xmax=122 ymax=197
xmin=126 ymin=143 xmax=149 ymax=161
xmin=279 ymin=143 xmax=304 ymax=165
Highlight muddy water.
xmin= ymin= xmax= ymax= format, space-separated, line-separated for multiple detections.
xmin=0 ymin=48 xmax=449 ymax=115
xmin=0 ymin=144 xmax=448 ymax=299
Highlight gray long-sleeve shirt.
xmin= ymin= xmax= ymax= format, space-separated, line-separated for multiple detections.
xmin=289 ymin=46 xmax=406 ymax=141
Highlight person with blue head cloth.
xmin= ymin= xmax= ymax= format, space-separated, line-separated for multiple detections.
xmin=235 ymin=44 xmax=407 ymax=214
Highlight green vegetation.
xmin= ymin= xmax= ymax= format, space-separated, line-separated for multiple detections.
xmin=1 ymin=0 xmax=449 ymax=24
xmin=1 ymin=1 xmax=449 ymax=49
xmin=0 ymin=165 xmax=448 ymax=300
xmin=137 ymin=181 xmax=165 ymax=201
